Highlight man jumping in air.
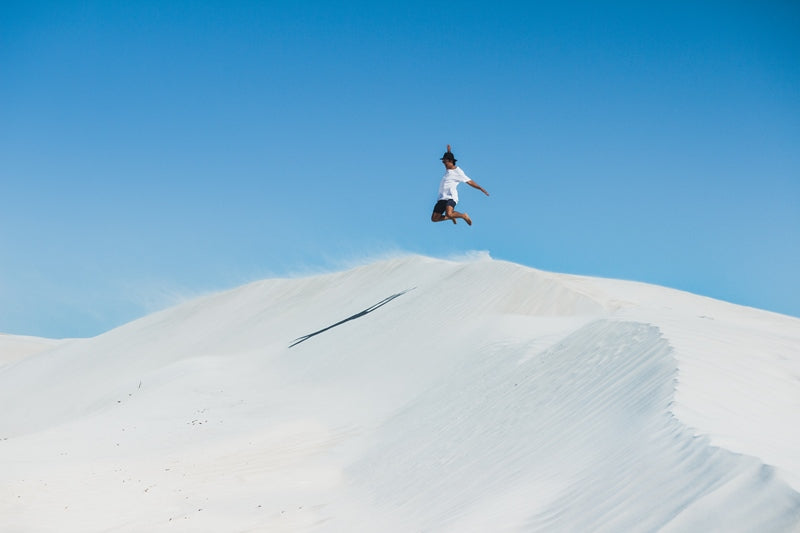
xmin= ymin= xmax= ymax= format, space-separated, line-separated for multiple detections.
xmin=431 ymin=145 xmax=489 ymax=226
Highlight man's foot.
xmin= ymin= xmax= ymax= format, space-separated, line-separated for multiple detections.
xmin=463 ymin=213 xmax=472 ymax=226
xmin=451 ymin=217 xmax=457 ymax=224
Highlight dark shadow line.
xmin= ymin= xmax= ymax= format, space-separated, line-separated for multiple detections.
xmin=289 ymin=287 xmax=416 ymax=348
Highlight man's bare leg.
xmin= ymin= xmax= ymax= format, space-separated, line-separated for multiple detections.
xmin=446 ymin=206 xmax=472 ymax=226
xmin=431 ymin=212 xmax=457 ymax=224
xmin=431 ymin=213 xmax=457 ymax=223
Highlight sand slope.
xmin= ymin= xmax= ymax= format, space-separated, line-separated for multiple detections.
xmin=1 ymin=255 xmax=798 ymax=531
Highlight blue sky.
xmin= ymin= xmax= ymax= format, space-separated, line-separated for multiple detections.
xmin=2 ymin=1 xmax=798 ymax=338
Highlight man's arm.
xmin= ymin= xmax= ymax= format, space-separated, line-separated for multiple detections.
xmin=467 ymin=180 xmax=490 ymax=196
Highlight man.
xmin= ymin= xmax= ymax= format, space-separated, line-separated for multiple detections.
xmin=431 ymin=145 xmax=489 ymax=226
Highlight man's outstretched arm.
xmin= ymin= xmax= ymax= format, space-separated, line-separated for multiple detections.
xmin=467 ymin=180 xmax=490 ymax=196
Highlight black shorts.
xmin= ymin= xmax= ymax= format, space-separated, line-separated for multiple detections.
xmin=432 ymin=199 xmax=457 ymax=214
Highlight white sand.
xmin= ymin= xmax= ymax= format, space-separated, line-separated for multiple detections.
xmin=1 ymin=255 xmax=798 ymax=531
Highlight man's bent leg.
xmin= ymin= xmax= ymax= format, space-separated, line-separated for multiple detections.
xmin=446 ymin=206 xmax=471 ymax=226
xmin=443 ymin=206 xmax=458 ymax=224
xmin=432 ymin=199 xmax=456 ymax=223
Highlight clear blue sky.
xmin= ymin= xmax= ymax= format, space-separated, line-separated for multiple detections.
xmin=2 ymin=1 xmax=798 ymax=338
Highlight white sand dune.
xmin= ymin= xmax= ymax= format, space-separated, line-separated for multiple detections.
xmin=0 ymin=334 xmax=69 ymax=367
xmin=1 ymin=255 xmax=798 ymax=531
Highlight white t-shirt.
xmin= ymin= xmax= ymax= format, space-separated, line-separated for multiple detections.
xmin=437 ymin=167 xmax=472 ymax=203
